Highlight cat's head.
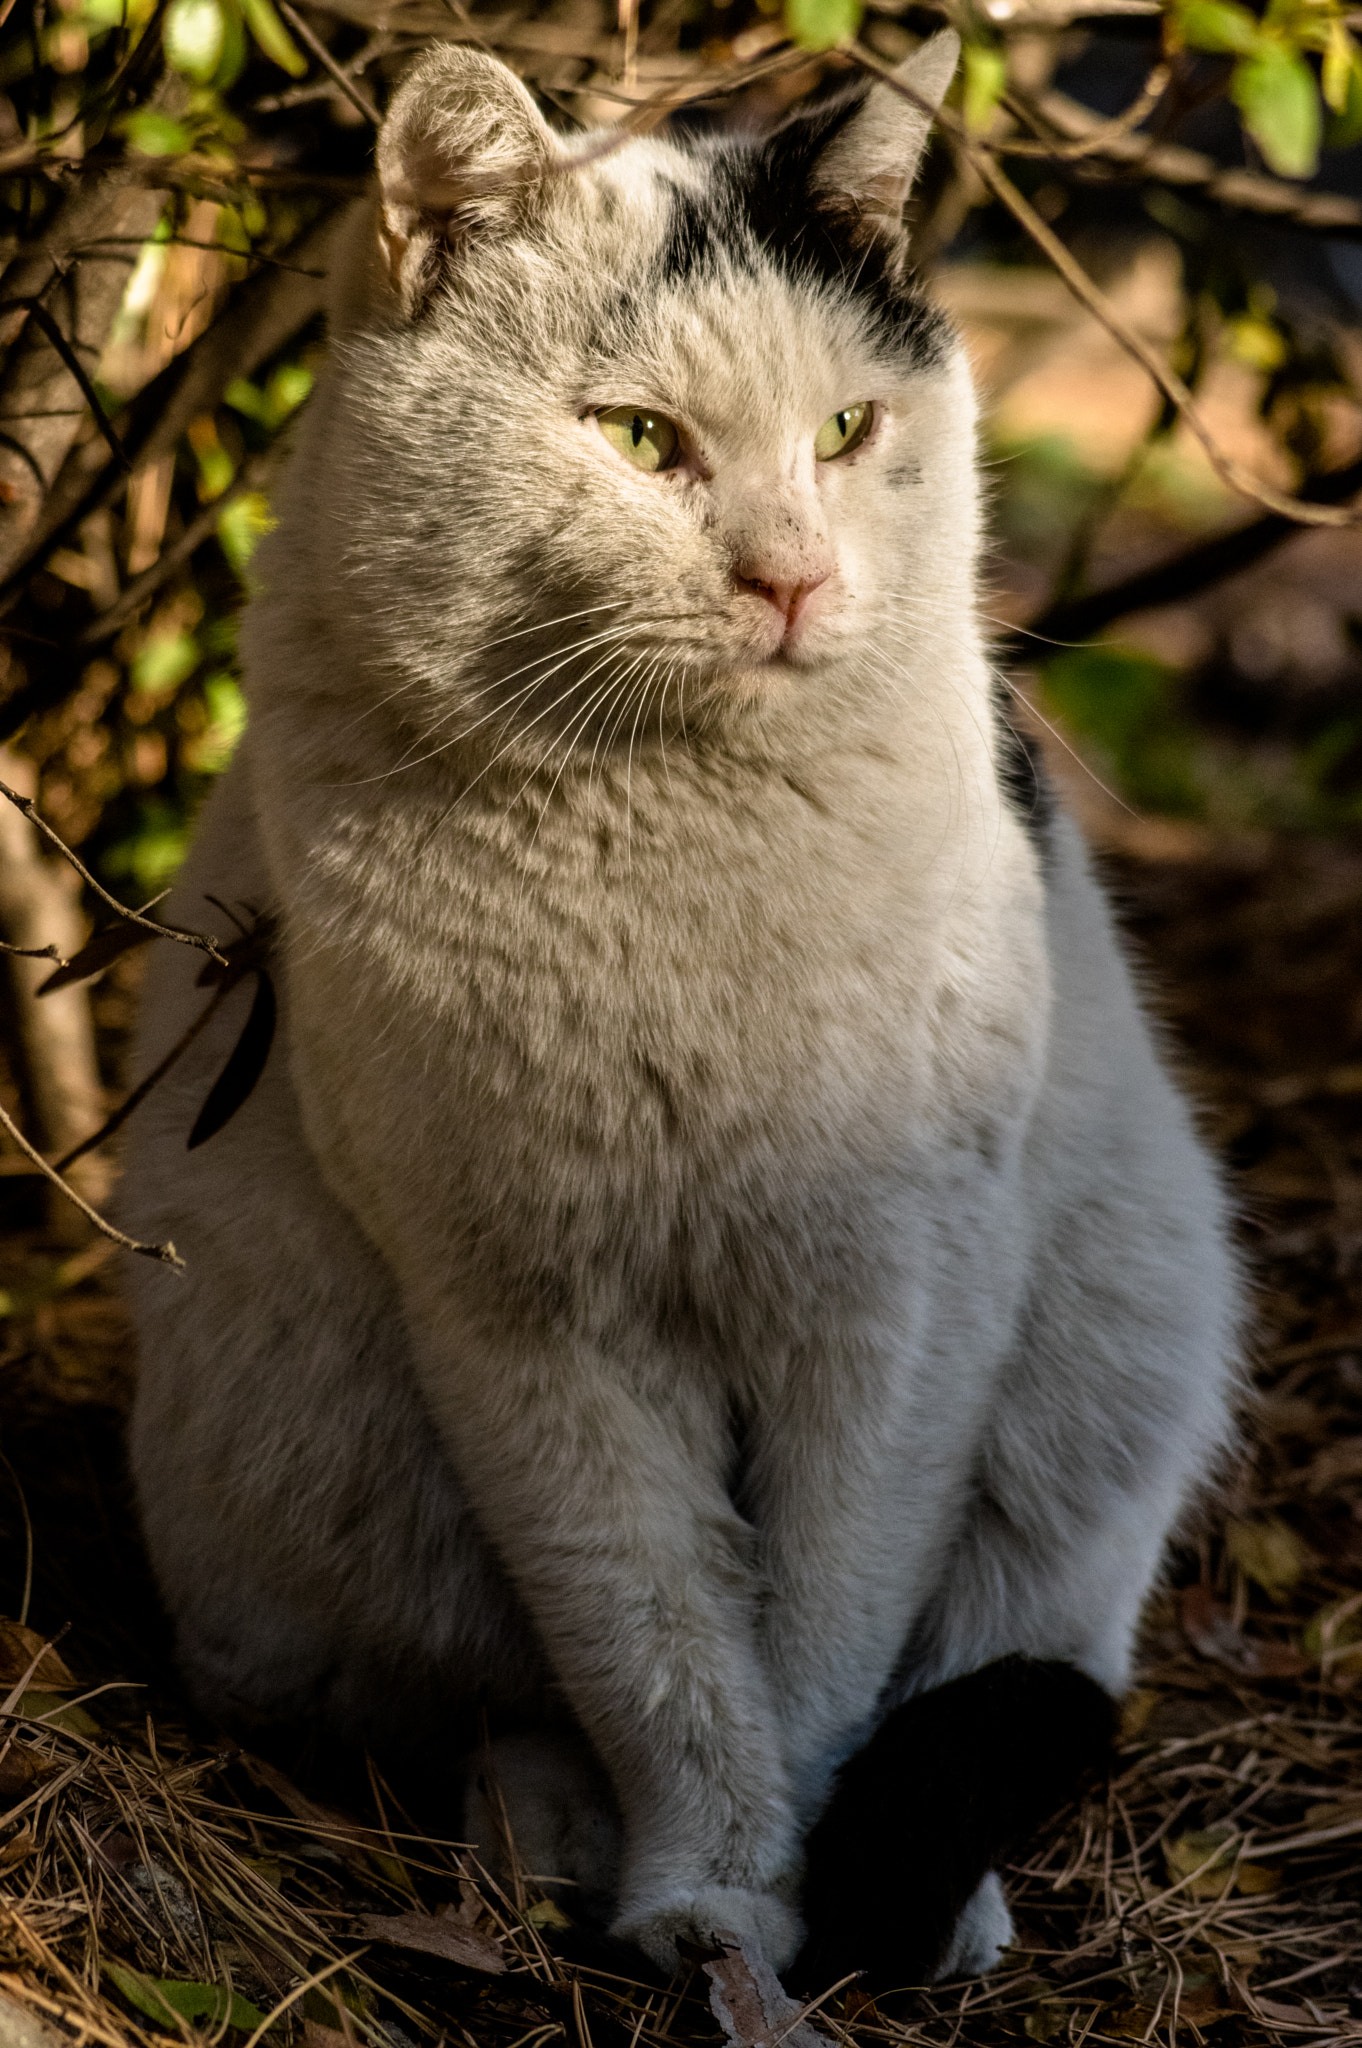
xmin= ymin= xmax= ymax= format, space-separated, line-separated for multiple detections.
xmin=320 ymin=34 xmax=973 ymax=752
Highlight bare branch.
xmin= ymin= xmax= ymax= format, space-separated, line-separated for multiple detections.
xmin=0 ymin=1092 xmax=182 ymax=1265
xmin=278 ymin=1 xmax=383 ymax=123
xmin=850 ymin=45 xmax=1362 ymax=532
xmin=1007 ymin=86 xmax=1362 ymax=238
xmin=998 ymin=449 xmax=1362 ymax=660
xmin=0 ymin=298 xmax=130 ymax=471
xmin=0 ymin=781 xmax=228 ymax=966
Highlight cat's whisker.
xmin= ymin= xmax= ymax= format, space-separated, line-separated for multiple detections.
xmin=416 ymin=636 xmax=660 ymax=847
xmin=334 ymin=600 xmax=636 ymax=739
xmin=348 ymin=623 xmax=651 ymax=785
xmin=515 ymin=646 xmax=645 ymax=824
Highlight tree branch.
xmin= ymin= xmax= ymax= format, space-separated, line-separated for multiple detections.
xmin=850 ymin=44 xmax=1362 ymax=532
xmin=0 ymin=782 xmax=227 ymax=966
xmin=997 ymin=451 xmax=1362 ymax=661
xmin=0 ymin=1092 xmax=182 ymax=1265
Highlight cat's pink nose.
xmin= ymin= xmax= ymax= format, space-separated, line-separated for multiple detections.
xmin=736 ymin=569 xmax=830 ymax=639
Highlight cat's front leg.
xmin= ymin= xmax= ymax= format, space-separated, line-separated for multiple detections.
xmin=744 ymin=1326 xmax=990 ymax=1815
xmin=406 ymin=1315 xmax=802 ymax=1972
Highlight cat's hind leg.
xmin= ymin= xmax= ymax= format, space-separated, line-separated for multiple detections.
xmin=121 ymin=878 xmax=546 ymax=1756
xmin=465 ymin=1730 xmax=622 ymax=1920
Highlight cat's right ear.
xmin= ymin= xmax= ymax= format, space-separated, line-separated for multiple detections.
xmin=376 ymin=47 xmax=558 ymax=317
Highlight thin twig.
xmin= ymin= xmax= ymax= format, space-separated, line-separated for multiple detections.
xmin=0 ymin=782 xmax=227 ymax=966
xmin=850 ymin=43 xmax=1362 ymax=532
xmin=0 ymin=939 xmax=64 ymax=964
xmin=0 ymin=300 xmax=130 ymax=473
xmin=277 ymin=2 xmax=383 ymax=124
xmin=0 ymin=1094 xmax=181 ymax=1265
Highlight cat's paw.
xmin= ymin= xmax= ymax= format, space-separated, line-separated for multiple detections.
xmin=614 ymin=1886 xmax=804 ymax=1975
xmin=932 ymin=1871 xmax=1013 ymax=1980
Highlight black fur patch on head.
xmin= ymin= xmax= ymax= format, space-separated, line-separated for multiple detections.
xmin=793 ymin=1656 xmax=1116 ymax=1995
xmin=992 ymin=679 xmax=1055 ymax=861
xmin=658 ymin=101 xmax=950 ymax=369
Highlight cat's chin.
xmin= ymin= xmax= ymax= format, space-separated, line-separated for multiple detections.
xmin=704 ymin=647 xmax=823 ymax=713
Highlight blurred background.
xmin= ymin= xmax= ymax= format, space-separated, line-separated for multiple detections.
xmin=2 ymin=1 xmax=1362 ymax=2041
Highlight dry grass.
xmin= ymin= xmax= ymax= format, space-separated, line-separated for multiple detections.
xmin=0 ymin=832 xmax=1360 ymax=2048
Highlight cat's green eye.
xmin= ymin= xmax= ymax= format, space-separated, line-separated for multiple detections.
xmin=814 ymin=403 xmax=873 ymax=462
xmin=596 ymin=406 xmax=681 ymax=474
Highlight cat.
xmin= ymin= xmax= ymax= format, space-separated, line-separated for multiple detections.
xmin=120 ymin=32 xmax=1239 ymax=1984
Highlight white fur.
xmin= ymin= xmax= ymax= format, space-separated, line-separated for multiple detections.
xmin=121 ymin=42 xmax=1238 ymax=1980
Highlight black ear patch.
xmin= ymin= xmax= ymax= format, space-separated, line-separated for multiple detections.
xmin=793 ymin=1657 xmax=1116 ymax=1995
xmin=657 ymin=115 xmax=950 ymax=371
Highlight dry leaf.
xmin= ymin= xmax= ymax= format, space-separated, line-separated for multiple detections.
xmin=356 ymin=1909 xmax=507 ymax=1975
xmin=0 ymin=1992 xmax=63 ymax=2048
xmin=1302 ymin=1598 xmax=1362 ymax=1669
xmin=0 ymin=1744 xmax=39 ymax=1798
xmin=703 ymin=1940 xmax=831 ymax=2048
xmin=1164 ymin=1827 xmax=1279 ymax=1900
xmin=1180 ymin=1584 xmax=1308 ymax=1677
xmin=1224 ymin=1516 xmax=1306 ymax=1602
xmin=0 ymin=1826 xmax=32 ymax=1869
xmin=1214 ymin=1938 xmax=1262 ymax=1967
xmin=0 ymin=1620 xmax=76 ymax=1693
xmin=303 ymin=2025 xmax=347 ymax=2048
xmin=1165 ymin=1827 xmax=1237 ymax=1898
xmin=525 ymin=1897 xmax=571 ymax=1930
xmin=1119 ymin=1689 xmax=1159 ymax=1741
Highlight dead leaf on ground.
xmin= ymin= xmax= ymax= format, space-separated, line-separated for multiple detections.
xmin=0 ymin=1622 xmax=75 ymax=1693
xmin=703 ymin=1939 xmax=832 ymax=2048
xmin=1180 ymin=1583 xmax=1308 ymax=1676
xmin=1164 ymin=1827 xmax=1280 ymax=1899
xmin=0 ymin=1827 xmax=32 ymax=1869
xmin=0 ymin=1744 xmax=43 ymax=1799
xmin=0 ymin=1991 xmax=63 ymax=2048
xmin=356 ymin=1908 xmax=507 ymax=1975
xmin=1224 ymin=1516 xmax=1307 ymax=1602
xmin=524 ymin=1896 xmax=571 ymax=1930
xmin=1119 ymin=1688 xmax=1160 ymax=1740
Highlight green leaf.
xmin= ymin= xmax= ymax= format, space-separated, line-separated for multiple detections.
xmin=120 ymin=108 xmax=194 ymax=156
xmin=164 ymin=0 xmax=225 ymax=81
xmin=783 ymin=0 xmax=860 ymax=52
xmin=132 ymin=628 xmax=199 ymax=696
xmin=239 ymin=0 xmax=306 ymax=74
xmin=1233 ymin=44 xmax=1321 ymax=176
xmin=104 ymin=1963 xmax=269 ymax=2034
xmin=217 ymin=491 xmax=274 ymax=576
xmin=1177 ymin=0 xmax=1263 ymax=53
xmin=962 ymin=41 xmax=1007 ymax=133
xmin=1326 ymin=43 xmax=1362 ymax=141
xmin=1324 ymin=19 xmax=1353 ymax=108
xmin=16 ymin=1689 xmax=99 ymax=1736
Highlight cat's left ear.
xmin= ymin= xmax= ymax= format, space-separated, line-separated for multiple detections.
xmin=811 ymin=30 xmax=960 ymax=253
xmin=377 ymin=46 xmax=559 ymax=316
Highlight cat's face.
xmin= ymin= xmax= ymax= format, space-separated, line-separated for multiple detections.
xmin=331 ymin=37 xmax=973 ymax=749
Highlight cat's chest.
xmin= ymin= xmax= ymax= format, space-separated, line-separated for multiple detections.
xmin=296 ymin=749 xmax=1046 ymax=1179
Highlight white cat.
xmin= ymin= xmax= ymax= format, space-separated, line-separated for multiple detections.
xmin=121 ymin=34 xmax=1238 ymax=1982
